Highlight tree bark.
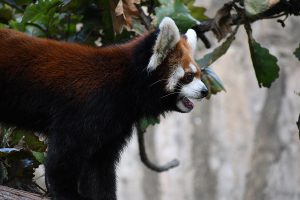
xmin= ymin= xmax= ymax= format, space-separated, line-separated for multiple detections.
xmin=244 ymin=71 xmax=286 ymax=200
xmin=192 ymin=100 xmax=217 ymax=200
xmin=0 ymin=185 xmax=48 ymax=200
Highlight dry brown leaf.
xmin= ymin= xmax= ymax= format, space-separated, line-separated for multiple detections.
xmin=110 ymin=0 xmax=141 ymax=34
xmin=211 ymin=3 xmax=233 ymax=41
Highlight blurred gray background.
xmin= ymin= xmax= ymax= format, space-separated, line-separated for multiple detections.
xmin=116 ymin=1 xmax=300 ymax=200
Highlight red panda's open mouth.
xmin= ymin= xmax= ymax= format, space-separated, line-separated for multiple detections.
xmin=176 ymin=96 xmax=194 ymax=113
xmin=181 ymin=97 xmax=194 ymax=110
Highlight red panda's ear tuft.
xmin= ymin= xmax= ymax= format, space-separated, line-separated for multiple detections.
xmin=147 ymin=17 xmax=180 ymax=72
xmin=185 ymin=29 xmax=197 ymax=56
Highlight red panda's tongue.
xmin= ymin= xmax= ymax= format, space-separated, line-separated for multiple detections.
xmin=182 ymin=97 xmax=194 ymax=110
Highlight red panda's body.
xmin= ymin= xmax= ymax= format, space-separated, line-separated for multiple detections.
xmin=0 ymin=18 xmax=208 ymax=200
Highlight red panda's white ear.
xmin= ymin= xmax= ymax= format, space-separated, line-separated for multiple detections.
xmin=147 ymin=17 xmax=180 ymax=72
xmin=185 ymin=29 xmax=197 ymax=56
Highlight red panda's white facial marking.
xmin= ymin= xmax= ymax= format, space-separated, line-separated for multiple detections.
xmin=166 ymin=66 xmax=184 ymax=91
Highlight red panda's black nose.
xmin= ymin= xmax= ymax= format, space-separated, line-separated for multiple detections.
xmin=201 ymin=88 xmax=208 ymax=97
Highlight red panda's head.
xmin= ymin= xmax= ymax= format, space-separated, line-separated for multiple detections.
xmin=147 ymin=17 xmax=208 ymax=113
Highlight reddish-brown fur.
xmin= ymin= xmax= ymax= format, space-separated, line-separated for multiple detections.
xmin=0 ymin=29 xmax=149 ymax=98
xmin=161 ymin=37 xmax=201 ymax=80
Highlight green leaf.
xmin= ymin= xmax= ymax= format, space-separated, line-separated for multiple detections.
xmin=9 ymin=20 xmax=26 ymax=31
xmin=244 ymin=0 xmax=269 ymax=16
xmin=96 ymin=0 xmax=114 ymax=44
xmin=10 ymin=130 xmax=47 ymax=152
xmin=294 ymin=43 xmax=300 ymax=61
xmin=170 ymin=13 xmax=198 ymax=32
xmin=31 ymin=151 xmax=45 ymax=164
xmin=14 ymin=0 xmax=33 ymax=6
xmin=158 ymin=0 xmax=172 ymax=4
xmin=0 ymin=23 xmax=9 ymax=29
xmin=16 ymin=0 xmax=62 ymax=36
xmin=174 ymin=0 xmax=189 ymax=13
xmin=155 ymin=4 xmax=174 ymax=24
xmin=138 ymin=117 xmax=160 ymax=132
xmin=196 ymin=27 xmax=238 ymax=97
xmin=0 ymin=7 xmax=13 ymax=24
xmin=61 ymin=0 xmax=89 ymax=11
xmin=201 ymin=67 xmax=225 ymax=98
xmin=155 ymin=0 xmax=200 ymax=32
xmin=197 ymin=27 xmax=238 ymax=67
xmin=245 ymin=25 xmax=280 ymax=88
xmin=187 ymin=1 xmax=208 ymax=20
xmin=22 ymin=0 xmax=61 ymax=23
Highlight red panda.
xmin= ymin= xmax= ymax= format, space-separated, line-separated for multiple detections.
xmin=0 ymin=17 xmax=207 ymax=200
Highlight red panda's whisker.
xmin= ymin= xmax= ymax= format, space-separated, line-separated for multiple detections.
xmin=149 ymin=79 xmax=169 ymax=87
xmin=160 ymin=92 xmax=181 ymax=99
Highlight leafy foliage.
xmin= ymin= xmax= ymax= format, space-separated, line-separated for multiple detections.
xmin=201 ymin=67 xmax=226 ymax=98
xmin=155 ymin=0 xmax=207 ymax=32
xmin=0 ymin=127 xmax=46 ymax=193
xmin=245 ymin=24 xmax=280 ymax=88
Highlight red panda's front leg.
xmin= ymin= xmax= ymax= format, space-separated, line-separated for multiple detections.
xmin=78 ymin=154 xmax=117 ymax=200
xmin=45 ymin=133 xmax=87 ymax=200
xmin=77 ymin=134 xmax=129 ymax=200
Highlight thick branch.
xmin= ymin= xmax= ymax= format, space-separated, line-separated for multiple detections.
xmin=192 ymin=0 xmax=300 ymax=37
xmin=137 ymin=126 xmax=180 ymax=172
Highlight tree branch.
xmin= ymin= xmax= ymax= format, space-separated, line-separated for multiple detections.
xmin=192 ymin=0 xmax=300 ymax=39
xmin=137 ymin=126 xmax=180 ymax=172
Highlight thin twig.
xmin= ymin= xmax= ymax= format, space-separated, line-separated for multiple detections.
xmin=137 ymin=126 xmax=180 ymax=172
xmin=33 ymin=183 xmax=47 ymax=194
xmin=135 ymin=3 xmax=152 ymax=30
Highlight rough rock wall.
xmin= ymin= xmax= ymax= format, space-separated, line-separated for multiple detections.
xmin=117 ymin=1 xmax=300 ymax=200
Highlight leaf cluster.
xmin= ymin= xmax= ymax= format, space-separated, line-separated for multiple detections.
xmin=0 ymin=126 xmax=46 ymax=193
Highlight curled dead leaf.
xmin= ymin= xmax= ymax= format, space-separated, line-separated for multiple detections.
xmin=110 ymin=0 xmax=141 ymax=34
xmin=211 ymin=2 xmax=233 ymax=41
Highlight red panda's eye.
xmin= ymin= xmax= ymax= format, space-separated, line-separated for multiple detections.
xmin=182 ymin=72 xmax=194 ymax=84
